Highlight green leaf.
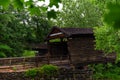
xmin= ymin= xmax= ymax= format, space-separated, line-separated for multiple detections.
xmin=12 ymin=0 xmax=23 ymax=9
xmin=20 ymin=0 xmax=24 ymax=3
xmin=25 ymin=0 xmax=33 ymax=6
xmin=0 ymin=0 xmax=10 ymax=9
xmin=41 ymin=7 xmax=47 ymax=12
xmin=49 ymin=0 xmax=61 ymax=8
xmin=25 ymin=0 xmax=41 ymax=15
xmin=28 ymin=6 xmax=41 ymax=15
xmin=47 ymin=10 xmax=57 ymax=19
xmin=104 ymin=3 xmax=120 ymax=29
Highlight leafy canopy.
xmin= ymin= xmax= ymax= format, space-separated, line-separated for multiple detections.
xmin=0 ymin=0 xmax=61 ymax=19
xmin=0 ymin=5 xmax=51 ymax=57
xmin=54 ymin=0 xmax=103 ymax=28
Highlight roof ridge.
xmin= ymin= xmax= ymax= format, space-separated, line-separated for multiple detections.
xmin=45 ymin=27 xmax=93 ymax=40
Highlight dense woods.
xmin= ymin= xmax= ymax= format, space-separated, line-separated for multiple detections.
xmin=0 ymin=5 xmax=51 ymax=57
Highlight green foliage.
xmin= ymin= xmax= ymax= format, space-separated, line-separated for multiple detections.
xmin=0 ymin=44 xmax=11 ymax=58
xmin=49 ymin=38 xmax=61 ymax=42
xmin=0 ymin=0 xmax=10 ymax=8
xmin=54 ymin=0 xmax=103 ymax=27
xmin=12 ymin=0 xmax=24 ymax=9
xmin=25 ymin=68 xmax=38 ymax=78
xmin=0 ymin=5 xmax=51 ymax=57
xmin=39 ymin=64 xmax=59 ymax=76
xmin=90 ymin=63 xmax=120 ymax=80
xmin=0 ymin=52 xmax=6 ymax=58
xmin=94 ymin=0 xmax=120 ymax=60
xmin=94 ymin=25 xmax=120 ymax=60
xmin=49 ymin=0 xmax=61 ymax=8
xmin=22 ymin=50 xmax=35 ymax=57
xmin=94 ymin=26 xmax=113 ymax=53
xmin=0 ymin=0 xmax=61 ymax=19
xmin=0 ymin=44 xmax=11 ymax=51
xmin=25 ymin=64 xmax=59 ymax=79
xmin=29 ymin=7 xmax=41 ymax=15
xmin=25 ymin=15 xmax=51 ymax=43
xmin=47 ymin=10 xmax=57 ymax=19
xmin=104 ymin=2 xmax=120 ymax=29
xmin=0 ymin=8 xmax=26 ymax=57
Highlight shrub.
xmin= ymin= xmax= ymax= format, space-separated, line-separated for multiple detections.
xmin=25 ymin=68 xmax=38 ymax=78
xmin=25 ymin=64 xmax=59 ymax=79
xmin=90 ymin=63 xmax=120 ymax=80
xmin=39 ymin=64 xmax=59 ymax=77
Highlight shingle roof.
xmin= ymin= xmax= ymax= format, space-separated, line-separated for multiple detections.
xmin=46 ymin=27 xmax=93 ymax=40
xmin=60 ymin=27 xmax=93 ymax=36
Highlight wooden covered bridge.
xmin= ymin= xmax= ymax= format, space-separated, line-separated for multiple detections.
xmin=44 ymin=27 xmax=116 ymax=67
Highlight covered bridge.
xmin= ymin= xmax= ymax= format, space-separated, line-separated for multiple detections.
xmin=45 ymin=27 xmax=116 ymax=66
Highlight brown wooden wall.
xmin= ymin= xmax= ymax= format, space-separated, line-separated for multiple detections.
xmin=67 ymin=35 xmax=116 ymax=64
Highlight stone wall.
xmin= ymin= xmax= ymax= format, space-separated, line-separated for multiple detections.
xmin=0 ymin=69 xmax=93 ymax=80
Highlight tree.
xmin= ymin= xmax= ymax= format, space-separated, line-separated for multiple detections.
xmin=0 ymin=5 xmax=51 ymax=57
xmin=0 ymin=0 xmax=61 ymax=57
xmin=25 ymin=15 xmax=52 ymax=43
xmin=94 ymin=1 xmax=120 ymax=60
xmin=54 ymin=0 xmax=103 ymax=28
xmin=0 ymin=6 xmax=28 ymax=57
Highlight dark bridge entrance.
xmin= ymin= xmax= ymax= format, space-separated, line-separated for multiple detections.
xmin=48 ymin=42 xmax=69 ymax=58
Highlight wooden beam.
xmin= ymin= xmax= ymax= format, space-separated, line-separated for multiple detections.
xmin=50 ymin=32 xmax=63 ymax=37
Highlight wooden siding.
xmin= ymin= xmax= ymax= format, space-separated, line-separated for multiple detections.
xmin=67 ymin=36 xmax=115 ymax=64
